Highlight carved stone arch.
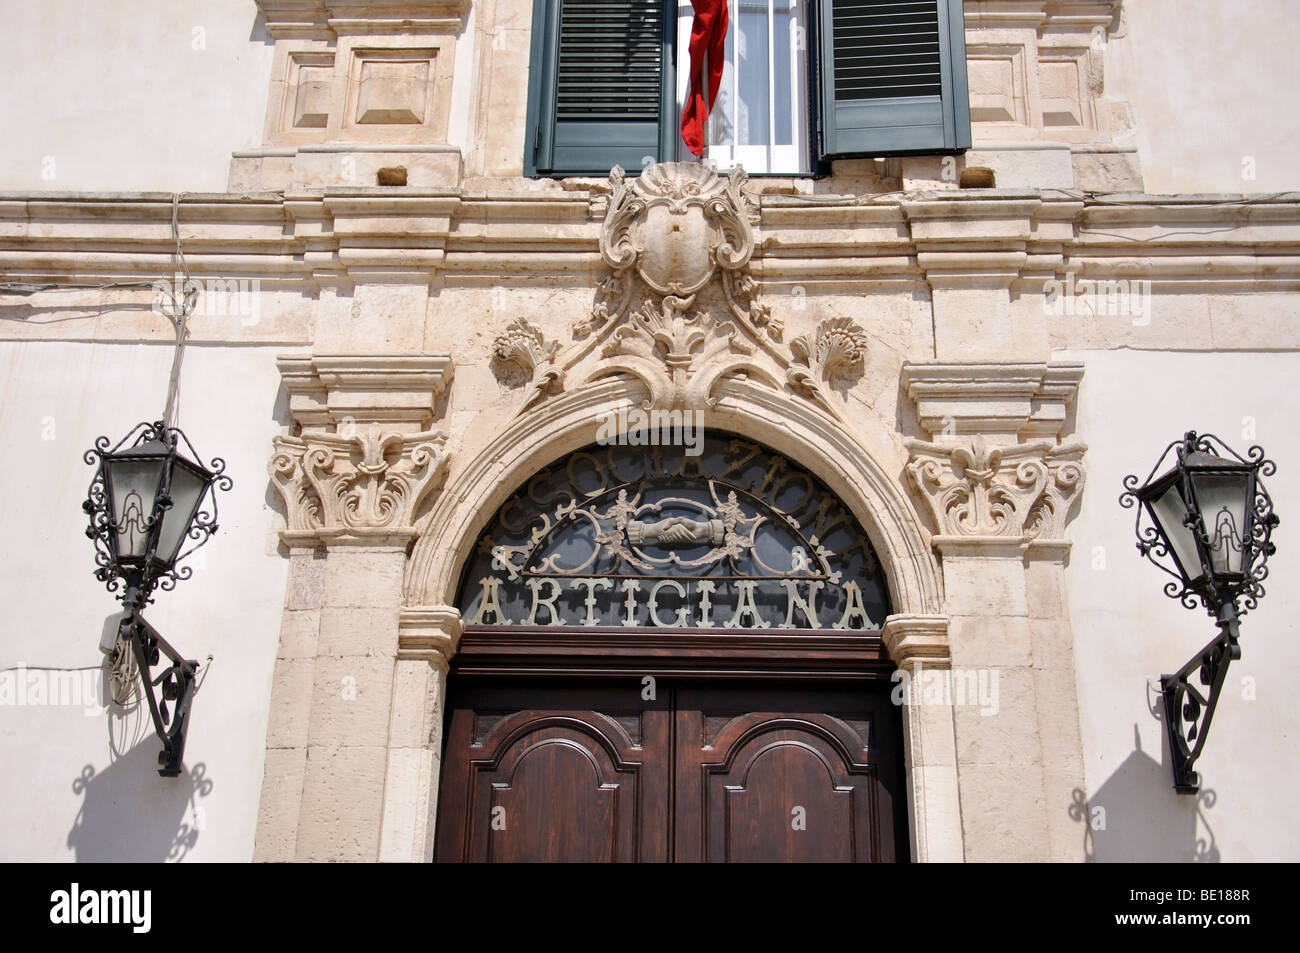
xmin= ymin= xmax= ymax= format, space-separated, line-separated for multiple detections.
xmin=386 ymin=375 xmax=962 ymax=864
xmin=402 ymin=377 xmax=942 ymax=620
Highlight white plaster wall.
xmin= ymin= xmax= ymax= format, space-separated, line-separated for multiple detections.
xmin=1063 ymin=348 xmax=1300 ymax=861
xmin=1121 ymin=0 xmax=1300 ymax=194
xmin=0 ymin=0 xmax=274 ymax=193
xmin=0 ymin=341 xmax=288 ymax=861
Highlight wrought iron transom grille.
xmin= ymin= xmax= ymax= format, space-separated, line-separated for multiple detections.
xmin=456 ymin=433 xmax=891 ymax=629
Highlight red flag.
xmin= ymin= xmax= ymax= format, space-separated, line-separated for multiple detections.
xmin=681 ymin=0 xmax=728 ymax=157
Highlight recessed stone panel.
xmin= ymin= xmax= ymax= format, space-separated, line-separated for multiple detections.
xmin=354 ymin=55 xmax=431 ymax=125
xmin=293 ymin=65 xmax=332 ymax=128
xmin=967 ymin=47 xmax=1027 ymax=126
xmin=1040 ymin=59 xmax=1085 ymax=128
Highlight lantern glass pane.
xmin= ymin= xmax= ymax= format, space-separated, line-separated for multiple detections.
xmin=1191 ymin=471 xmax=1251 ymax=576
xmin=1151 ymin=483 xmax=1204 ymax=584
xmin=156 ymin=459 xmax=209 ymax=566
xmin=106 ymin=458 xmax=162 ymax=559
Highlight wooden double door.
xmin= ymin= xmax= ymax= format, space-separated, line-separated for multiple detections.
xmin=434 ymin=676 xmax=908 ymax=862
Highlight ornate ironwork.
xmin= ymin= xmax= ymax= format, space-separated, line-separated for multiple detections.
xmin=1161 ymin=605 xmax=1241 ymax=794
xmin=1119 ymin=430 xmax=1277 ymax=617
xmin=457 ymin=433 xmax=890 ymax=629
xmin=124 ymin=612 xmax=200 ymax=777
xmin=1120 ymin=430 xmax=1279 ymax=795
xmin=82 ymin=420 xmax=229 ymax=777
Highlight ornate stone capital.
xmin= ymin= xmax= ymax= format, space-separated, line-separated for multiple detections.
xmin=901 ymin=360 xmax=1087 ymax=556
xmin=271 ymin=425 xmax=448 ymax=546
xmin=906 ymin=435 xmax=1050 ymax=539
xmin=270 ymin=352 xmax=453 ymax=546
xmin=905 ymin=436 xmax=1086 ymax=552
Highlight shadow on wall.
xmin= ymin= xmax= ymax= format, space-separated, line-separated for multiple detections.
xmin=65 ymin=674 xmax=214 ymax=862
xmin=1069 ymin=723 xmax=1219 ymax=862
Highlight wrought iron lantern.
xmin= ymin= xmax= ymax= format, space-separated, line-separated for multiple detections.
xmin=1121 ymin=431 xmax=1279 ymax=794
xmin=83 ymin=420 xmax=230 ymax=776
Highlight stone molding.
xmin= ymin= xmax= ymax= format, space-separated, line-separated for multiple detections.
xmin=902 ymin=360 xmax=1083 ymax=441
xmin=278 ymin=353 xmax=453 ymax=431
xmin=881 ymin=614 xmax=951 ymax=669
xmin=6 ymin=191 xmax=1300 ymax=337
xmin=255 ymin=1 xmax=471 ymax=39
xmin=404 ymin=373 xmax=945 ymax=616
xmin=397 ymin=605 xmax=462 ymax=669
xmin=269 ymin=352 xmax=453 ymax=546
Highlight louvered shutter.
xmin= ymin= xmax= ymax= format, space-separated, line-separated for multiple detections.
xmin=816 ymin=0 xmax=971 ymax=157
xmin=525 ymin=0 xmax=673 ymax=175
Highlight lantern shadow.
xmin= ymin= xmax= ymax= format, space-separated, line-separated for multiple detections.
xmin=1068 ymin=722 xmax=1219 ymax=862
xmin=66 ymin=742 xmax=214 ymax=862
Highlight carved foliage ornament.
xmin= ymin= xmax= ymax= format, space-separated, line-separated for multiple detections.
xmin=492 ymin=162 xmax=866 ymax=421
xmin=271 ymin=423 xmax=449 ymax=543
xmin=905 ymin=435 xmax=1086 ymax=542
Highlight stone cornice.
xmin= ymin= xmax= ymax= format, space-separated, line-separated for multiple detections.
xmin=960 ymin=0 xmax=1121 ymax=32
xmin=279 ymin=353 xmax=453 ymax=431
xmin=4 ymin=190 xmax=1300 ymax=319
xmin=255 ymin=0 xmax=470 ymax=38
xmin=901 ymin=360 xmax=1083 ymax=440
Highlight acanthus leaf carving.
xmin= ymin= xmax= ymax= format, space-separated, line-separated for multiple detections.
xmin=270 ymin=423 xmax=449 ymax=544
xmin=788 ymin=316 xmax=869 ymax=414
xmin=1024 ymin=443 xmax=1088 ymax=541
xmin=905 ymin=435 xmax=1060 ymax=540
xmin=492 ymin=316 xmax=564 ymax=413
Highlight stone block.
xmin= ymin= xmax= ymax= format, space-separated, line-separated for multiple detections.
xmin=296 ymin=745 xmax=389 ymax=861
xmin=307 ymin=656 xmax=396 ymax=748
xmin=253 ymin=747 xmax=307 ymax=863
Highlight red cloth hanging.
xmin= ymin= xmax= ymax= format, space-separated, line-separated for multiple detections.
xmin=680 ymin=0 xmax=729 ymax=157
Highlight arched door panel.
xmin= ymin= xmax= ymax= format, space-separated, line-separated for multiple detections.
xmin=434 ymin=681 xmax=671 ymax=863
xmin=674 ymin=683 xmax=905 ymax=862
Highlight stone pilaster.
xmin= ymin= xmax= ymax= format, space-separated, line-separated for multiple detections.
xmin=254 ymin=352 xmax=452 ymax=862
xmin=882 ymin=614 xmax=965 ymax=863
xmin=901 ymin=360 xmax=1088 ymax=861
xmin=378 ymin=605 xmax=462 ymax=862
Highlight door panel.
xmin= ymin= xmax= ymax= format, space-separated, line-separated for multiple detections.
xmin=434 ymin=681 xmax=670 ymax=863
xmin=673 ymin=684 xmax=905 ymax=862
xmin=435 ymin=678 xmax=906 ymax=862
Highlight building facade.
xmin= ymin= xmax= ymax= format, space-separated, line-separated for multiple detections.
xmin=1 ymin=0 xmax=1298 ymax=862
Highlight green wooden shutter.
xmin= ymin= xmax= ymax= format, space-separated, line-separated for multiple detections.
xmin=816 ymin=0 xmax=971 ymax=158
xmin=525 ymin=0 xmax=674 ymax=176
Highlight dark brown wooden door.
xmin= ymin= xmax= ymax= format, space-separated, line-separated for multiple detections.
xmin=434 ymin=677 xmax=907 ymax=862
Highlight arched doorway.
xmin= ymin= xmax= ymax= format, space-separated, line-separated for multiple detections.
xmin=433 ymin=431 xmax=910 ymax=862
